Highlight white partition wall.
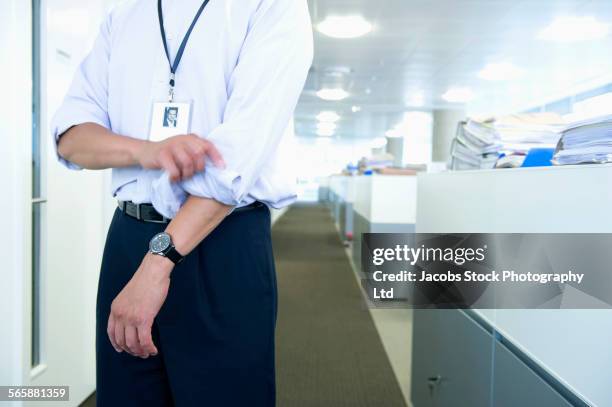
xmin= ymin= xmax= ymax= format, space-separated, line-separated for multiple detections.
xmin=417 ymin=165 xmax=612 ymax=407
xmin=1 ymin=1 xmax=118 ymax=406
xmin=352 ymin=175 xmax=418 ymax=271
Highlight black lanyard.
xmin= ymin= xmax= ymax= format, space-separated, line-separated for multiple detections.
xmin=157 ymin=0 xmax=211 ymax=101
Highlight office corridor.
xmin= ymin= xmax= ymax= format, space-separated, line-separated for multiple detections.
xmin=273 ymin=205 xmax=406 ymax=407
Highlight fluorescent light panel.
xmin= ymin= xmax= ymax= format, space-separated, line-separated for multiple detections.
xmin=538 ymin=16 xmax=609 ymax=42
xmin=316 ymin=111 xmax=340 ymax=122
xmin=317 ymin=16 xmax=372 ymax=39
xmin=316 ymin=88 xmax=349 ymax=101
xmin=317 ymin=122 xmax=337 ymax=132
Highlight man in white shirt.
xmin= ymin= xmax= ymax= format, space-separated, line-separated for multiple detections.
xmin=52 ymin=0 xmax=312 ymax=405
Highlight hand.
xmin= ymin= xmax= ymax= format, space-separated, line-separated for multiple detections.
xmin=136 ymin=134 xmax=225 ymax=182
xmin=107 ymin=253 xmax=173 ymax=358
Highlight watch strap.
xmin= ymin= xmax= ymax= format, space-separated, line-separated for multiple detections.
xmin=164 ymin=245 xmax=184 ymax=264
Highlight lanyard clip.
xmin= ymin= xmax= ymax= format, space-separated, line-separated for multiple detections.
xmin=168 ymin=72 xmax=175 ymax=102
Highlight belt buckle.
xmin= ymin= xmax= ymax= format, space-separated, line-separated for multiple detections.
xmin=148 ymin=216 xmax=169 ymax=224
xmin=145 ymin=204 xmax=169 ymax=224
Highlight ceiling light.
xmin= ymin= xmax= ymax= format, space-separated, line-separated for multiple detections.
xmin=478 ymin=62 xmax=524 ymax=81
xmin=317 ymin=16 xmax=372 ymax=39
xmin=442 ymin=87 xmax=475 ymax=103
xmin=351 ymin=105 xmax=361 ymax=113
xmin=317 ymin=127 xmax=334 ymax=137
xmin=316 ymin=111 xmax=340 ymax=122
xmin=538 ymin=16 xmax=609 ymax=42
xmin=317 ymin=122 xmax=337 ymax=132
xmin=316 ymin=88 xmax=349 ymax=101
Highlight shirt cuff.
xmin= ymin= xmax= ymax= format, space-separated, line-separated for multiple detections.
xmin=150 ymin=166 xmax=242 ymax=219
xmin=50 ymin=103 xmax=110 ymax=170
xmin=181 ymin=166 xmax=242 ymax=206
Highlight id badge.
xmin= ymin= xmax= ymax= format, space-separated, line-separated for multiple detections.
xmin=149 ymin=101 xmax=193 ymax=142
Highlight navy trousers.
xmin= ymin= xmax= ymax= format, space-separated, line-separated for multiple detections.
xmin=96 ymin=204 xmax=277 ymax=406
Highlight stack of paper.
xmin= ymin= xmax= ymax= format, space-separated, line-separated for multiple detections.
xmin=358 ymin=153 xmax=394 ymax=172
xmin=495 ymin=113 xmax=565 ymax=146
xmin=450 ymin=119 xmax=501 ymax=170
xmin=450 ymin=113 xmax=566 ymax=171
xmin=553 ymin=114 xmax=612 ymax=165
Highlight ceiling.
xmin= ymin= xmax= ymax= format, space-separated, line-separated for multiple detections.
xmin=296 ymin=0 xmax=612 ymax=140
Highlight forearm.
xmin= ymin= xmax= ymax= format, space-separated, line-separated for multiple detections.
xmin=165 ymin=195 xmax=233 ymax=256
xmin=58 ymin=122 xmax=145 ymax=169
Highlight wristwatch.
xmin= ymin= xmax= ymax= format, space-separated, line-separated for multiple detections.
xmin=149 ymin=232 xmax=184 ymax=264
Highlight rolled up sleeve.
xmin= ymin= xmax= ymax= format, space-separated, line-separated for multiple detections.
xmin=151 ymin=0 xmax=313 ymax=217
xmin=50 ymin=13 xmax=112 ymax=170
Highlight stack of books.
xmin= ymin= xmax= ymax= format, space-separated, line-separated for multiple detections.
xmin=450 ymin=119 xmax=502 ymax=170
xmin=451 ymin=113 xmax=565 ymax=171
xmin=553 ymin=114 xmax=612 ymax=165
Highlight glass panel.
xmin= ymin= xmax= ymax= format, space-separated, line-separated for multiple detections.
xmin=31 ymin=0 xmax=41 ymax=199
xmin=543 ymin=97 xmax=572 ymax=115
xmin=31 ymin=202 xmax=42 ymax=367
xmin=574 ymin=83 xmax=612 ymax=104
xmin=31 ymin=0 xmax=42 ymax=368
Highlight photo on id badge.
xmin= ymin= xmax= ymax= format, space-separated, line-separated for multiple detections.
xmin=149 ymin=101 xmax=192 ymax=142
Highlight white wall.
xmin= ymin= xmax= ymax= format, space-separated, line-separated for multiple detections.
xmin=0 ymin=0 xmax=32 ymax=391
xmin=1 ymin=1 xmax=117 ymax=405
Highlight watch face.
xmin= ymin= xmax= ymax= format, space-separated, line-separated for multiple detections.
xmin=150 ymin=232 xmax=171 ymax=253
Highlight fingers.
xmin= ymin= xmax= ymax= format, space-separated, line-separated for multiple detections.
xmin=184 ymin=139 xmax=206 ymax=172
xmin=109 ymin=313 xmax=156 ymax=358
xmin=158 ymin=150 xmax=181 ymax=182
xmin=201 ymin=139 xmax=226 ymax=169
xmin=173 ymin=146 xmax=195 ymax=179
xmin=107 ymin=315 xmax=122 ymax=353
xmin=158 ymin=134 xmax=225 ymax=181
xmin=137 ymin=324 xmax=158 ymax=357
xmin=114 ymin=320 xmax=127 ymax=354
xmin=125 ymin=325 xmax=151 ymax=359
xmin=182 ymin=134 xmax=224 ymax=170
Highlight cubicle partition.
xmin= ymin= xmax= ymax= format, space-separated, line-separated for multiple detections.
xmin=337 ymin=176 xmax=356 ymax=241
xmin=318 ymin=176 xmax=330 ymax=205
xmin=412 ymin=165 xmax=612 ymax=407
xmin=328 ymin=175 xmax=344 ymax=223
xmin=352 ymin=175 xmax=418 ymax=273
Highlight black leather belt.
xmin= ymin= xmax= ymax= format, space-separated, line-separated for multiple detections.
xmin=118 ymin=201 xmax=264 ymax=224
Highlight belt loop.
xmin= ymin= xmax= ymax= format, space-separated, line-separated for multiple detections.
xmin=121 ymin=201 xmax=127 ymax=213
xmin=136 ymin=203 xmax=141 ymax=220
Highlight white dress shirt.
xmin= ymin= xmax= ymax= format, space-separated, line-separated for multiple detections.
xmin=51 ymin=0 xmax=313 ymax=218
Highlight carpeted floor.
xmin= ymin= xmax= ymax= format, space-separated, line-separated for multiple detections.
xmin=274 ymin=204 xmax=407 ymax=407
